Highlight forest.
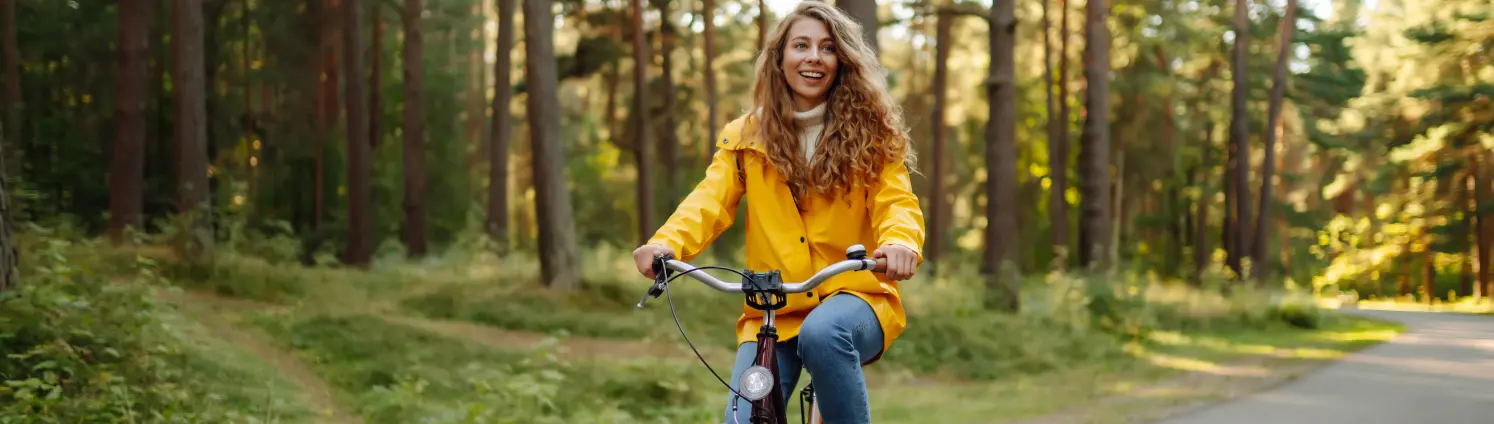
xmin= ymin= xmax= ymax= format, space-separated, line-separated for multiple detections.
xmin=0 ymin=0 xmax=1488 ymax=422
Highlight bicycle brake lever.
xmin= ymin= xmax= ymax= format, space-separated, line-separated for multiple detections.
xmin=637 ymin=255 xmax=672 ymax=308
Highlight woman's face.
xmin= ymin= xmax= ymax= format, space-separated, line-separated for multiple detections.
xmin=780 ymin=18 xmax=839 ymax=112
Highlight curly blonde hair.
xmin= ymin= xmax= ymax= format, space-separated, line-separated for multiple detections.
xmin=744 ymin=1 xmax=915 ymax=207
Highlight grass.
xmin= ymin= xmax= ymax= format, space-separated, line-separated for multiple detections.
xmin=157 ymin=308 xmax=315 ymax=422
xmin=32 ymin=234 xmax=1410 ymax=423
xmin=247 ymin=312 xmax=724 ymax=423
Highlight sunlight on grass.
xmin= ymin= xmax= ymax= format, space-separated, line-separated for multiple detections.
xmin=1142 ymin=351 xmax=1229 ymax=374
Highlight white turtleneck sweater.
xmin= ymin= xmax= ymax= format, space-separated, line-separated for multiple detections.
xmin=794 ymin=102 xmax=827 ymax=160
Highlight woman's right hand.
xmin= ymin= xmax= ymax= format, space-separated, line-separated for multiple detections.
xmin=632 ymin=244 xmax=677 ymax=279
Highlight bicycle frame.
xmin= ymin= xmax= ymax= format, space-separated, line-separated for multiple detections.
xmin=637 ymin=244 xmax=886 ymax=424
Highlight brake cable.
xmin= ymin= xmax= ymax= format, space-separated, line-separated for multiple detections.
xmin=655 ymin=256 xmax=755 ymax=400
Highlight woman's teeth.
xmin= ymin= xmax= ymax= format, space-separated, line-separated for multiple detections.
xmin=800 ymin=71 xmax=825 ymax=80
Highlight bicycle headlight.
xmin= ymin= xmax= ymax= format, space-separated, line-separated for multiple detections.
xmin=738 ymin=365 xmax=774 ymax=401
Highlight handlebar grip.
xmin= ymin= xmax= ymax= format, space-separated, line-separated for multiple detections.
xmin=871 ymin=258 xmax=888 ymax=273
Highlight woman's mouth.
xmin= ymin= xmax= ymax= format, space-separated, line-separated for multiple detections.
xmin=799 ymin=71 xmax=826 ymax=82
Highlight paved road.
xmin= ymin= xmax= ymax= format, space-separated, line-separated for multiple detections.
xmin=1155 ymin=309 xmax=1494 ymax=424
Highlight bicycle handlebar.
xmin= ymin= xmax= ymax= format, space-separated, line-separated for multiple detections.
xmin=635 ymin=244 xmax=887 ymax=309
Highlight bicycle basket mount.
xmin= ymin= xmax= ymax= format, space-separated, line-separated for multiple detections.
xmin=741 ymin=270 xmax=787 ymax=310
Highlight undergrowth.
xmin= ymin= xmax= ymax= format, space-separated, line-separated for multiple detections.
xmin=0 ymin=230 xmax=309 ymax=423
xmin=249 ymin=313 xmax=719 ymax=423
xmin=170 ymin=231 xmax=1332 ymax=383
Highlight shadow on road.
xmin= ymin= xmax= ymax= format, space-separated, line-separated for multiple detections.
xmin=1154 ymin=309 xmax=1494 ymax=424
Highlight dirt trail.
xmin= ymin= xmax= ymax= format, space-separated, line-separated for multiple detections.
xmin=160 ymin=290 xmax=363 ymax=424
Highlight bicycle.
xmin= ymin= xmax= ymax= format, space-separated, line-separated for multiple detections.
xmin=636 ymin=244 xmax=887 ymax=424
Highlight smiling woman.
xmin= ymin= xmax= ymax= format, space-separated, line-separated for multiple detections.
xmin=631 ymin=2 xmax=923 ymax=423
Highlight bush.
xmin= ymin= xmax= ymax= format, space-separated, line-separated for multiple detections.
xmin=1271 ymin=297 xmax=1322 ymax=329
xmin=0 ymin=234 xmax=306 ymax=422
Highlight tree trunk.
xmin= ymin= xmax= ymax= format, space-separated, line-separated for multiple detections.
xmin=1463 ymin=169 xmax=1475 ymax=297
xmin=1046 ymin=0 xmax=1071 ymax=268
xmin=1252 ymin=0 xmax=1295 ymax=282
xmin=401 ymin=0 xmax=429 ymax=258
xmin=836 ymin=0 xmax=877 ymax=54
xmin=2 ymin=0 xmax=19 ymax=164
xmin=1229 ymin=0 xmax=1252 ymax=277
xmin=370 ymin=4 xmax=382 ymax=149
xmin=176 ymin=0 xmax=213 ymax=263
xmin=524 ymin=0 xmax=581 ymax=290
xmin=1193 ymin=125 xmax=1213 ymax=281
xmin=1056 ymin=0 xmax=1073 ymax=265
xmin=0 ymin=135 xmax=13 ymax=290
xmin=317 ymin=0 xmax=341 ymax=232
xmin=758 ymin=0 xmax=767 ymax=49
xmin=488 ymin=0 xmax=515 ymax=250
xmin=111 ymin=0 xmax=153 ymax=244
xmin=630 ymin=0 xmax=654 ymax=245
xmin=704 ymin=0 xmax=718 ymax=158
xmin=658 ymin=0 xmax=680 ymax=206
xmin=1478 ymin=153 xmax=1493 ymax=302
xmin=344 ymin=0 xmax=373 ymax=265
xmin=985 ymin=0 xmax=1019 ymax=311
xmin=1077 ymin=0 xmax=1110 ymax=268
xmin=929 ymin=10 xmax=951 ymax=271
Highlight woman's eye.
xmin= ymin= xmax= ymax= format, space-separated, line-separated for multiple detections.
xmin=795 ymin=42 xmax=808 ymax=49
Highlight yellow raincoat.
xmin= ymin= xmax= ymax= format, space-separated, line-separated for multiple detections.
xmin=647 ymin=114 xmax=925 ymax=364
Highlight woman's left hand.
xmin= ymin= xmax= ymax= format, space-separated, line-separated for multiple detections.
xmin=873 ymin=244 xmax=918 ymax=280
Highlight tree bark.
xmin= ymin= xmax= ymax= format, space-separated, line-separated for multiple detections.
xmin=402 ymin=0 xmax=429 ymax=258
xmin=1477 ymin=153 xmax=1493 ymax=302
xmin=985 ymin=0 xmax=1019 ymax=311
xmin=343 ymin=0 xmax=373 ymax=265
xmin=176 ymin=0 xmax=213 ymax=263
xmin=1463 ymin=170 xmax=1475 ymax=297
xmin=488 ymin=0 xmax=515 ymax=250
xmin=630 ymin=0 xmax=654 ymax=245
xmin=758 ymin=0 xmax=767 ymax=49
xmin=1077 ymin=0 xmax=1110 ymax=267
xmin=316 ymin=0 xmax=342 ymax=232
xmin=929 ymin=10 xmax=951 ymax=271
xmin=1055 ymin=0 xmax=1073 ymax=265
xmin=1252 ymin=0 xmax=1295 ymax=281
xmin=704 ymin=0 xmax=718 ymax=158
xmin=0 ymin=133 xmax=13 ymax=290
xmin=1229 ymin=0 xmax=1252 ymax=277
xmin=524 ymin=0 xmax=581 ymax=290
xmin=836 ymin=0 xmax=878 ymax=54
xmin=1193 ymin=125 xmax=1214 ymax=281
xmin=658 ymin=0 xmax=680 ymax=206
xmin=370 ymin=4 xmax=383 ymax=149
xmin=2 ymin=0 xmax=19 ymax=164
xmin=1045 ymin=0 xmax=1071 ymax=268
xmin=111 ymin=0 xmax=154 ymax=243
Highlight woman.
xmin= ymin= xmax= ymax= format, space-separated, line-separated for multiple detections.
xmin=632 ymin=2 xmax=923 ymax=422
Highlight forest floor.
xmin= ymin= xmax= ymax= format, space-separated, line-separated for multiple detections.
xmin=150 ymin=287 xmax=1400 ymax=423
xmin=67 ymin=242 xmax=1405 ymax=423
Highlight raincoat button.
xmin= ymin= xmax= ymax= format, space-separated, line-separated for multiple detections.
xmin=799 ymin=237 xmax=805 ymax=243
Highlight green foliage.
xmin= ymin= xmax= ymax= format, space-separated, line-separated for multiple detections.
xmin=402 ymin=284 xmax=656 ymax=339
xmin=250 ymin=313 xmax=718 ymax=423
xmin=0 ymin=232 xmax=308 ymax=423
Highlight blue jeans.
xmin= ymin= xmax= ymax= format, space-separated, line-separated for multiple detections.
xmin=723 ymin=293 xmax=884 ymax=424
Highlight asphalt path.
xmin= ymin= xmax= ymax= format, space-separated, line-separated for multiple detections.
xmin=1155 ymin=309 xmax=1494 ymax=424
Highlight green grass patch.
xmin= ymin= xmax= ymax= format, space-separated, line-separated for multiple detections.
xmin=249 ymin=312 xmax=725 ymax=423
xmin=0 ymin=234 xmax=311 ymax=423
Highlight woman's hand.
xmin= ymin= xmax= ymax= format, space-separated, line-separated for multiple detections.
xmin=873 ymin=244 xmax=918 ymax=280
xmin=632 ymin=244 xmax=676 ymax=279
